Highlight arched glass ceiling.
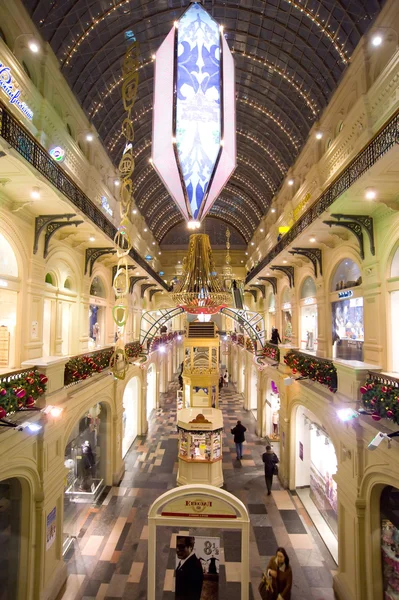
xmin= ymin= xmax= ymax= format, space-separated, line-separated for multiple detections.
xmin=22 ymin=0 xmax=386 ymax=242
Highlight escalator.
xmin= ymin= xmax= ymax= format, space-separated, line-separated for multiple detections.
xmin=232 ymin=285 xmax=244 ymax=309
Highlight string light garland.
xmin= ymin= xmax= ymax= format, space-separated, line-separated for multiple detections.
xmin=223 ymin=185 xmax=263 ymax=220
xmin=110 ymin=39 xmax=140 ymax=380
xmin=237 ymin=130 xmax=287 ymax=175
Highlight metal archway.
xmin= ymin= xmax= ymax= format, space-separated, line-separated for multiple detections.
xmin=140 ymin=307 xmax=185 ymax=347
xmin=220 ymin=307 xmax=266 ymax=348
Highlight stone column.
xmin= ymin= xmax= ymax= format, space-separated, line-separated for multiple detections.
xmin=315 ymin=277 xmax=328 ymax=357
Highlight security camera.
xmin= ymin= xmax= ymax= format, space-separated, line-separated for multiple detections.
xmin=284 ymin=377 xmax=294 ymax=386
xmin=368 ymin=432 xmax=389 ymax=451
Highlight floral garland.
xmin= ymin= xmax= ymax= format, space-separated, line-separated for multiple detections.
xmin=261 ymin=343 xmax=280 ymax=363
xmin=64 ymin=349 xmax=113 ymax=386
xmin=284 ymin=350 xmax=337 ymax=393
xmin=0 ymin=369 xmax=47 ymax=418
xmin=125 ymin=341 xmax=143 ymax=359
xmin=360 ymin=378 xmax=399 ymax=425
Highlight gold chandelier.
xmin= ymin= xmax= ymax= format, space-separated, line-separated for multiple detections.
xmin=172 ymin=234 xmax=230 ymax=314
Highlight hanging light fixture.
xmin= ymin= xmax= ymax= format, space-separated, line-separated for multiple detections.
xmin=171 ymin=234 xmax=230 ymax=314
xmin=152 ymin=3 xmax=236 ymax=223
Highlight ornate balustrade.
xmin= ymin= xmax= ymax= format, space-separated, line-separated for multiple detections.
xmin=284 ymin=350 xmax=337 ymax=392
xmin=0 ymin=367 xmax=47 ymax=416
xmin=0 ymin=101 xmax=168 ymax=290
xmin=360 ymin=371 xmax=399 ymax=425
xmin=64 ymin=347 xmax=114 ymax=386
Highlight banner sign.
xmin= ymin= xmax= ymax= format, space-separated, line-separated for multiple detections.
xmin=0 ymin=62 xmax=34 ymax=120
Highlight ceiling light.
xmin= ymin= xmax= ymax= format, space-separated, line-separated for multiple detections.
xmin=86 ymin=133 xmax=94 ymax=142
xmin=31 ymin=187 xmax=40 ymax=199
xmin=187 ymin=220 xmax=201 ymax=230
xmin=152 ymin=54 xmax=156 ymax=59
xmin=178 ymin=260 xmax=181 ymax=264
xmin=309 ymin=236 xmax=316 ymax=243
xmin=245 ymin=252 xmax=248 ymax=255
xmin=251 ymin=242 xmax=255 ymax=246
xmin=241 ymin=260 xmax=244 ymax=263
xmin=114 ymin=179 xmax=120 ymax=186
xmin=288 ymin=178 xmax=294 ymax=186
xmin=152 ymin=241 xmax=156 ymax=245
xmin=271 ymin=208 xmax=276 ymax=213
xmin=365 ymin=188 xmax=377 ymax=200
xmin=28 ymin=41 xmax=39 ymax=53
xmin=372 ymin=35 xmax=382 ymax=47
xmin=144 ymin=228 xmax=148 ymax=232
xmin=283 ymin=260 xmax=287 ymax=264
xmin=149 ymin=157 xmax=153 ymax=164
xmin=315 ymin=131 xmax=323 ymax=140
xmin=158 ymin=251 xmax=161 ymax=255
xmin=260 ymin=228 xmax=264 ymax=233
xmin=266 ymin=272 xmax=270 ymax=276
xmin=89 ymin=236 xmax=95 ymax=242
xmin=136 ymin=271 xmax=140 ymax=275
xmin=132 ymin=209 xmax=137 ymax=214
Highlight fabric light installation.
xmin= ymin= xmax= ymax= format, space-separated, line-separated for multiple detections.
xmin=152 ymin=3 xmax=236 ymax=223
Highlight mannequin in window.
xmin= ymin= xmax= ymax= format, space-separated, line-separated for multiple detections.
xmin=80 ymin=441 xmax=95 ymax=490
xmin=93 ymin=322 xmax=100 ymax=347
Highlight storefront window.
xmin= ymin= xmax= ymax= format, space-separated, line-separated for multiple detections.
xmin=281 ymin=288 xmax=292 ymax=343
xmin=300 ymin=277 xmax=317 ymax=351
xmin=89 ymin=277 xmax=106 ymax=349
xmin=0 ymin=478 xmax=21 ymax=598
xmin=268 ymin=293 xmax=275 ymax=335
xmin=265 ymin=380 xmax=280 ymax=440
xmin=332 ymin=296 xmax=364 ymax=361
xmin=0 ymin=235 xmax=19 ymax=369
xmin=63 ymin=404 xmax=106 ymax=552
xmin=0 ymin=234 xmax=18 ymax=277
xmin=122 ymin=378 xmax=139 ymax=457
xmin=381 ymin=486 xmax=399 ymax=599
xmin=390 ymin=247 xmax=399 ymax=372
xmin=331 ymin=258 xmax=361 ymax=291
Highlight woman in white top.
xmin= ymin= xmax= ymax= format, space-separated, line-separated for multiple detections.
xmin=223 ymin=371 xmax=229 ymax=387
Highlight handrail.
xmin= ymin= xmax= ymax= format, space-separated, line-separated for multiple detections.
xmin=0 ymin=101 xmax=168 ymax=290
xmin=247 ymin=107 xmax=399 ymax=283
xmin=367 ymin=371 xmax=399 ymax=387
xmin=284 ymin=349 xmax=337 ymax=392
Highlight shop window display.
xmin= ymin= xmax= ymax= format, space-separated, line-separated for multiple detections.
xmin=0 ymin=478 xmax=21 ymax=598
xmin=63 ymin=404 xmax=105 ymax=551
xmin=266 ymin=381 xmax=280 ymax=441
xmin=381 ymin=486 xmax=399 ymax=599
xmin=281 ymin=288 xmax=293 ymax=343
xmin=332 ymin=297 xmax=364 ymax=361
xmin=309 ymin=429 xmax=338 ymax=536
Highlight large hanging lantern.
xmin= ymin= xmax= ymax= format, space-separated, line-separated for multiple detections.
xmin=171 ymin=233 xmax=230 ymax=314
xmin=152 ymin=2 xmax=236 ymax=223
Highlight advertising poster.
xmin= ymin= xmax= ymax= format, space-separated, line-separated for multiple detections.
xmin=175 ymin=535 xmax=220 ymax=599
xmin=46 ymin=507 xmax=56 ymax=550
xmin=299 ymin=441 xmax=303 ymax=461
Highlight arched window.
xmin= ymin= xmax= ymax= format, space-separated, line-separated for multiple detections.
xmin=331 ymin=259 xmax=361 ymax=292
xmin=390 ymin=246 xmax=399 ymax=277
xmin=64 ymin=277 xmax=73 ymax=290
xmin=66 ymin=123 xmax=73 ymax=138
xmin=282 ymin=287 xmax=291 ymax=304
xmin=45 ymin=273 xmax=54 ymax=285
xmin=90 ymin=276 xmax=106 ymax=298
xmin=0 ymin=234 xmax=18 ymax=277
xmin=300 ymin=276 xmax=316 ymax=299
xmin=22 ymin=61 xmax=32 ymax=80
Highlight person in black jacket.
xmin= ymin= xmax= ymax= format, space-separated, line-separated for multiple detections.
xmin=175 ymin=536 xmax=203 ymax=600
xmin=270 ymin=327 xmax=282 ymax=345
xmin=231 ymin=420 xmax=247 ymax=460
xmin=262 ymin=445 xmax=279 ymax=495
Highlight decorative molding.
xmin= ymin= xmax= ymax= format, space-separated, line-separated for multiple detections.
xmin=149 ymin=289 xmax=163 ymax=302
xmin=129 ymin=276 xmax=147 ymax=294
xmin=85 ymin=247 xmax=116 ymax=276
xmin=246 ymin=289 xmax=258 ymax=302
xmin=330 ymin=213 xmax=375 ymax=256
xmin=289 ymin=247 xmax=323 ymax=277
xmin=259 ymin=277 xmax=277 ymax=295
xmin=323 ymin=220 xmax=364 ymax=259
xmin=252 ymin=284 xmax=266 ymax=298
xmin=34 ymin=214 xmax=75 ymax=254
xmin=270 ymin=265 xmax=295 ymax=288
xmin=141 ymin=283 xmax=156 ymax=298
xmin=44 ymin=219 xmax=83 ymax=258
xmin=189 ymin=414 xmax=211 ymax=424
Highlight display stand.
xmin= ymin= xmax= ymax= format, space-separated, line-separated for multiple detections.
xmin=177 ymin=408 xmax=223 ymax=488
xmin=148 ymin=484 xmax=250 ymax=600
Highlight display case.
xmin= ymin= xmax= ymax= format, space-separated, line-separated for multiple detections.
xmin=177 ymin=408 xmax=223 ymax=487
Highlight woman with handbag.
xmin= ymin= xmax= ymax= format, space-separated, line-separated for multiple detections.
xmin=263 ymin=547 xmax=292 ymax=600
xmin=262 ymin=445 xmax=279 ymax=495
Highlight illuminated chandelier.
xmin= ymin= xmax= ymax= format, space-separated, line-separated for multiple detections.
xmin=152 ymin=2 xmax=236 ymax=223
xmin=171 ymin=233 xmax=230 ymax=314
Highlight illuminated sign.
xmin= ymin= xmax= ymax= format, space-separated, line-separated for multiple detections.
xmin=338 ymin=290 xmax=353 ymax=299
xmin=49 ymin=146 xmax=65 ymax=162
xmin=145 ymin=255 xmax=152 ymax=261
xmin=282 ymin=302 xmax=292 ymax=310
xmin=101 ymin=196 xmax=113 ymax=216
xmin=278 ymin=226 xmax=290 ymax=235
xmin=304 ymin=297 xmax=316 ymax=305
xmin=0 ymin=62 xmax=33 ymax=120
xmin=159 ymin=271 xmax=165 ymax=276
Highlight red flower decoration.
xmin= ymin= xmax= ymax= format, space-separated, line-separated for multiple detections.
xmin=0 ymin=407 xmax=6 ymax=419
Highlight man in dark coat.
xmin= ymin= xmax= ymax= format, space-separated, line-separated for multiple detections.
xmin=262 ymin=445 xmax=279 ymax=495
xmin=231 ymin=420 xmax=247 ymax=460
xmin=175 ymin=536 xmax=203 ymax=600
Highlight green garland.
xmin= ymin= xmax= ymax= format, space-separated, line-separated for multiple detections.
xmin=125 ymin=341 xmax=143 ymax=359
xmin=360 ymin=378 xmax=399 ymax=425
xmin=64 ymin=349 xmax=113 ymax=386
xmin=0 ymin=369 xmax=47 ymax=418
xmin=284 ymin=350 xmax=337 ymax=392
xmin=261 ymin=343 xmax=280 ymax=362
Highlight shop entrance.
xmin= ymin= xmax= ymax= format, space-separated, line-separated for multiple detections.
xmin=122 ymin=377 xmax=139 ymax=457
xmin=380 ymin=486 xmax=399 ymax=598
xmin=264 ymin=380 xmax=280 ymax=441
xmin=249 ymin=366 xmax=257 ymax=417
xmin=293 ymin=405 xmax=338 ymax=563
xmin=63 ymin=403 xmax=107 ymax=553
xmin=147 ymin=364 xmax=156 ymax=418
xmin=0 ymin=477 xmax=22 ymax=598
xmin=0 ymin=233 xmax=19 ymax=371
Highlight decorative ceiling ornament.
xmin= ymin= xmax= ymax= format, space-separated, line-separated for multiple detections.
xmin=152 ymin=2 xmax=236 ymax=223
xmin=110 ymin=39 xmax=140 ymax=380
xmin=171 ymin=233 xmax=230 ymax=314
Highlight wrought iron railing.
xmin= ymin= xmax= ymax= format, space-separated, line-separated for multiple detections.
xmin=284 ymin=349 xmax=337 ymax=392
xmin=0 ymin=101 xmax=168 ymax=290
xmin=247 ymin=108 xmax=399 ymax=283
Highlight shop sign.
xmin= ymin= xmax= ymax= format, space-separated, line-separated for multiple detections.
xmin=338 ymin=290 xmax=353 ymax=299
xmin=299 ymin=441 xmax=304 ymax=461
xmin=282 ymin=302 xmax=292 ymax=310
xmin=0 ymin=61 xmax=34 ymax=120
xmin=161 ymin=495 xmax=237 ymax=519
xmin=304 ymin=297 xmax=315 ymax=305
xmin=101 ymin=196 xmax=113 ymax=216
xmin=46 ymin=507 xmax=56 ymax=550
xmin=49 ymin=146 xmax=65 ymax=162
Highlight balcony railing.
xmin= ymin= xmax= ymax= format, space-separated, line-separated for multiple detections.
xmin=0 ymin=367 xmax=47 ymax=416
xmin=360 ymin=371 xmax=399 ymax=425
xmin=64 ymin=347 xmax=114 ymax=386
xmin=284 ymin=349 xmax=337 ymax=393
xmin=0 ymin=101 xmax=168 ymax=290
xmin=247 ymin=108 xmax=399 ymax=283
xmin=258 ymin=342 xmax=280 ymax=363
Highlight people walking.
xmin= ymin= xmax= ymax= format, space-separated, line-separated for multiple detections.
xmin=218 ymin=375 xmax=223 ymax=393
xmin=223 ymin=370 xmax=229 ymax=387
xmin=262 ymin=547 xmax=292 ymax=600
xmin=231 ymin=420 xmax=247 ymax=460
xmin=270 ymin=328 xmax=282 ymax=345
xmin=262 ymin=445 xmax=279 ymax=495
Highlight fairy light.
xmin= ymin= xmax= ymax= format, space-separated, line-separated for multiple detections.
xmin=237 ymin=130 xmax=287 ymax=174
xmin=217 ymin=196 xmax=257 ymax=230
xmin=209 ymin=206 xmax=251 ymax=243
xmin=224 ymin=184 xmax=263 ymax=219
xmin=237 ymin=153 xmax=277 ymax=194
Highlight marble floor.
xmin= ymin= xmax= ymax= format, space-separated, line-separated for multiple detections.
xmin=57 ymin=381 xmax=337 ymax=600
